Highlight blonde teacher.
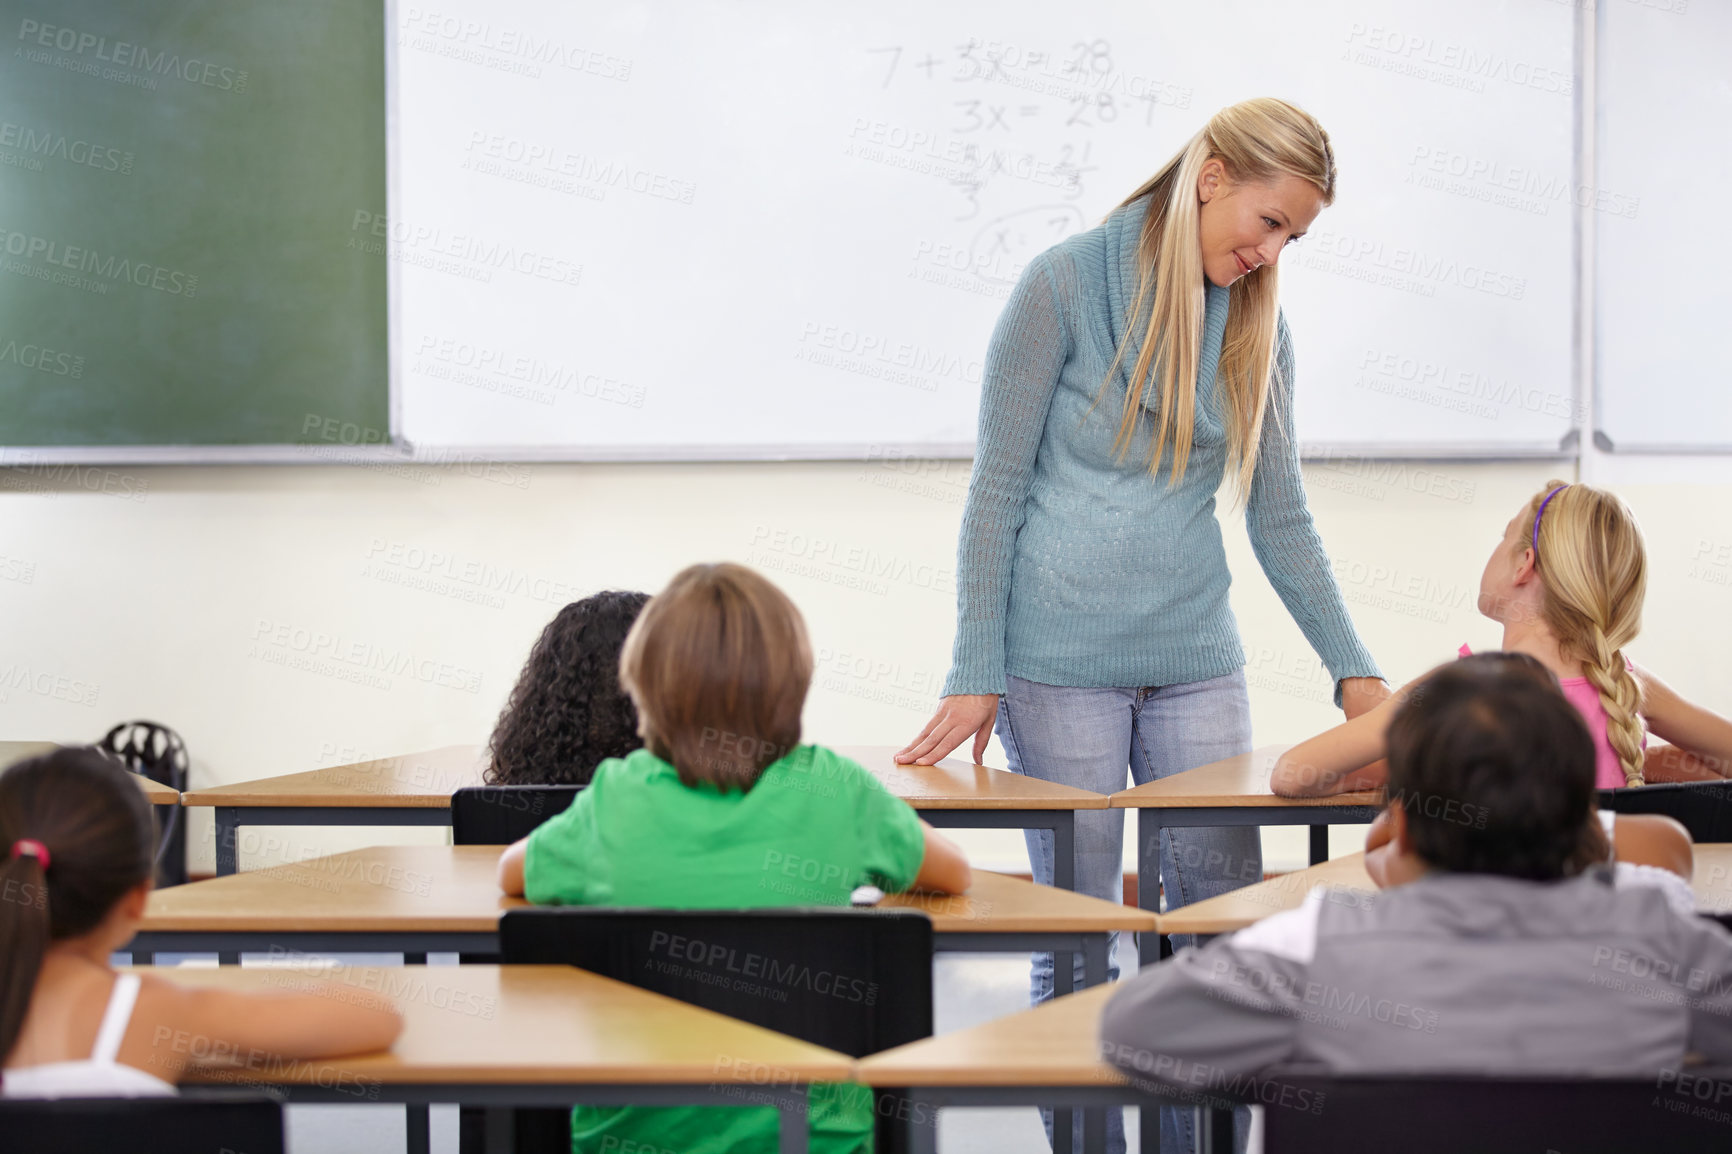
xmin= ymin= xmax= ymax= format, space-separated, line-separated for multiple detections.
xmin=898 ymin=97 xmax=1390 ymax=1153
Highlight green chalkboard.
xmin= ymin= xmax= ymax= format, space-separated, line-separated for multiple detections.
xmin=0 ymin=0 xmax=386 ymax=446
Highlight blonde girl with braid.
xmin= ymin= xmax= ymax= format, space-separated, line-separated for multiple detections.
xmin=1273 ymin=479 xmax=1732 ymax=801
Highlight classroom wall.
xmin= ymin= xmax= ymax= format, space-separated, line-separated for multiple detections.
xmin=1 ymin=451 xmax=1728 ymax=874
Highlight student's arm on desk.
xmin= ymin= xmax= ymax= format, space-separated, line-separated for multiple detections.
xmin=1270 ymin=690 xmax=1403 ymax=797
xmin=498 ymin=838 xmax=529 ymax=897
xmin=1101 ymin=901 xmax=1313 ymax=1084
xmin=1634 ymin=664 xmax=1732 ymax=781
xmin=138 ymin=970 xmax=404 ymax=1082
xmin=912 ymin=822 xmax=971 ymax=894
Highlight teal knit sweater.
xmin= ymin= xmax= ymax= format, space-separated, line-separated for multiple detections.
xmin=943 ymin=197 xmax=1382 ymax=701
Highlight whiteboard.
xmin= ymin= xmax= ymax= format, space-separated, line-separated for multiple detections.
xmin=1596 ymin=0 xmax=1731 ymax=452
xmin=392 ymin=0 xmax=1577 ymax=459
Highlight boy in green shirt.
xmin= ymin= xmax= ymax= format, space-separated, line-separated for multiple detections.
xmin=499 ymin=562 xmax=972 ymax=1153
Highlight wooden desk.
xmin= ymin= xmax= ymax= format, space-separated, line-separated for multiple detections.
xmin=1110 ymin=745 xmax=1383 ymax=965
xmin=1156 ymin=843 xmax=1732 ymax=936
xmin=144 ymin=963 xmax=849 ymax=1154
xmin=183 ymin=744 xmax=1108 ymax=888
xmin=857 ymin=985 xmax=1220 ymax=1154
xmin=130 ymin=845 xmax=1147 ymax=990
xmin=180 ymin=746 xmax=488 ymax=875
xmin=1 ymin=739 xmax=179 ymax=806
xmin=838 ymin=744 xmax=1108 ymax=892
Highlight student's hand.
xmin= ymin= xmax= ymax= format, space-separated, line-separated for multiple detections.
xmin=911 ymin=821 xmax=972 ymax=894
xmin=897 ymin=694 xmax=998 ymax=766
xmin=1364 ymin=808 xmax=1396 ymax=854
xmin=497 ymin=838 xmax=529 ymax=896
xmin=1339 ymin=677 xmax=1391 ymax=720
xmin=1364 ymin=840 xmax=1405 ymax=889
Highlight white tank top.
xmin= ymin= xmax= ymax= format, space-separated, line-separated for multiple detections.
xmin=2 ymin=973 xmax=176 ymax=1098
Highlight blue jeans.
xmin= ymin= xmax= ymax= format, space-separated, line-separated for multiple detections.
xmin=996 ymin=670 xmax=1258 ymax=1154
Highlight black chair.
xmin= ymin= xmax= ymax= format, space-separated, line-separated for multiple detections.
xmin=488 ymin=907 xmax=934 ymax=1154
xmin=450 ymin=786 xmax=583 ymax=846
xmin=1259 ymin=1069 xmax=1732 ymax=1153
xmin=1599 ymin=779 xmax=1732 ymax=843
xmin=98 ymin=722 xmax=190 ymax=887
xmin=0 ymin=1091 xmax=283 ymax=1154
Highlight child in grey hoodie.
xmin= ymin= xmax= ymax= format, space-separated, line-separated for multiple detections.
xmin=1101 ymin=652 xmax=1732 ymax=1106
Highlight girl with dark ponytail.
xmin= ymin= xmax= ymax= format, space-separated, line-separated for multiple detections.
xmin=1 ymin=747 xmax=401 ymax=1097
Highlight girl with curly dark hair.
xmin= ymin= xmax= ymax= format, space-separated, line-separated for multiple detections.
xmin=484 ymin=591 xmax=650 ymax=786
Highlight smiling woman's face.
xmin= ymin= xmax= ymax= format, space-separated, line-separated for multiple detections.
xmin=1195 ymin=159 xmax=1325 ymax=289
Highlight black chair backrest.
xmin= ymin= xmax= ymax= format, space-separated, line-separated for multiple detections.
xmin=1599 ymin=779 xmax=1732 ymax=843
xmin=0 ymin=1092 xmax=283 ymax=1154
xmin=501 ymin=907 xmax=933 ymax=1056
xmin=496 ymin=908 xmax=931 ymax=1154
xmin=97 ymin=722 xmax=190 ymax=886
xmin=1260 ymin=1070 xmax=1732 ymax=1154
xmin=450 ymin=786 xmax=583 ymax=845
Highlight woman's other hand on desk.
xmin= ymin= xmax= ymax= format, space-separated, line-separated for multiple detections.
xmin=896 ymin=694 xmax=998 ymax=766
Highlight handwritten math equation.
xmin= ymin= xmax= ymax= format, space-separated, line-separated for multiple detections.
xmin=860 ymin=37 xmax=1194 ymax=223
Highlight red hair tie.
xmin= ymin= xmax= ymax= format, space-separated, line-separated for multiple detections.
xmin=10 ymin=839 xmax=50 ymax=869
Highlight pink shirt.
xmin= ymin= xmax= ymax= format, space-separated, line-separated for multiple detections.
xmin=1458 ymin=645 xmax=1641 ymax=790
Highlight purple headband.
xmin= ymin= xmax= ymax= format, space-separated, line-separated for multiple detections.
xmin=1531 ymin=484 xmax=1569 ymax=557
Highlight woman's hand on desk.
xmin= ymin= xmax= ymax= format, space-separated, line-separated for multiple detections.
xmin=896 ymin=694 xmax=999 ymax=766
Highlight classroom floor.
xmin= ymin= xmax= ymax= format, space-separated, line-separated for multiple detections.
xmin=267 ymin=948 xmax=1145 ymax=1154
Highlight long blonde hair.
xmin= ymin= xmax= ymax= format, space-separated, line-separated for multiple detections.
xmin=1521 ymin=479 xmax=1649 ymax=786
xmin=1101 ymin=98 xmax=1336 ymax=498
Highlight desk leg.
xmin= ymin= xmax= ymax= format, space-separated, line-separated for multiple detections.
xmin=1136 ymin=811 xmax=1165 ymax=969
xmin=1083 ymin=935 xmax=1108 ymax=989
xmin=1139 ymin=810 xmax=1164 ymax=1154
xmin=1083 ymin=1102 xmax=1106 ymax=1154
xmin=216 ymin=808 xmax=240 ymax=876
xmin=406 ymin=1104 xmax=430 ymax=1154
xmin=1197 ymin=1104 xmax=1234 ymax=1153
xmin=482 ymin=1108 xmax=513 ymax=1154
xmin=776 ymin=1089 xmax=804 ymax=1154
xmin=1309 ymin=824 xmax=1330 ymax=866
xmin=908 ymin=1092 xmax=938 ymax=1154
xmin=1053 ymin=813 xmax=1076 ymax=892
xmin=1054 ymin=1109 xmax=1074 ymax=1154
